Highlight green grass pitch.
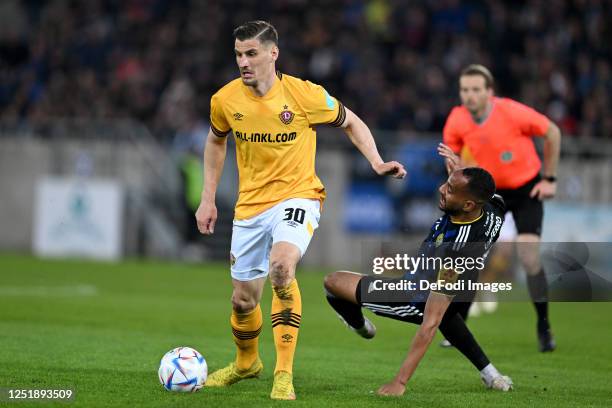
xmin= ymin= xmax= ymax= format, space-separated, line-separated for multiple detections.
xmin=1 ymin=253 xmax=611 ymax=407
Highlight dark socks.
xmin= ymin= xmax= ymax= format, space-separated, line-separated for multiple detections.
xmin=534 ymin=302 xmax=549 ymax=331
xmin=456 ymin=302 xmax=471 ymax=323
xmin=527 ymin=269 xmax=550 ymax=329
xmin=439 ymin=313 xmax=490 ymax=371
xmin=326 ymin=292 xmax=365 ymax=329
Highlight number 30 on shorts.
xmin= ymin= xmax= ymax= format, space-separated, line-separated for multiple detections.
xmin=283 ymin=208 xmax=306 ymax=224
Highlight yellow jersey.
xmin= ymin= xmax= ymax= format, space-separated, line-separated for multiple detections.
xmin=210 ymin=72 xmax=346 ymax=220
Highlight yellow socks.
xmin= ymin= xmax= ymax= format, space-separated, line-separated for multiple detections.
xmin=231 ymin=304 xmax=262 ymax=371
xmin=230 ymin=280 xmax=302 ymax=375
xmin=271 ymin=279 xmax=302 ymax=374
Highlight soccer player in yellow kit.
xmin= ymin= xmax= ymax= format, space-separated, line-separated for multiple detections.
xmin=195 ymin=20 xmax=406 ymax=400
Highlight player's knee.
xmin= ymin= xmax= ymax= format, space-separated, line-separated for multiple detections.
xmin=419 ymin=323 xmax=439 ymax=341
xmin=522 ymin=262 xmax=541 ymax=276
xmin=323 ymin=272 xmax=340 ymax=294
xmin=231 ymin=293 xmax=257 ymax=313
xmin=516 ymin=235 xmax=541 ymax=274
xmin=517 ymin=249 xmax=540 ymax=275
xmin=269 ymin=259 xmax=295 ymax=287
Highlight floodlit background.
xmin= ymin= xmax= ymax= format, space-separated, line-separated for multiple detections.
xmin=0 ymin=0 xmax=610 ymax=265
xmin=0 ymin=2 xmax=611 ymax=406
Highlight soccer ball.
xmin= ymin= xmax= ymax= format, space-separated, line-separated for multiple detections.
xmin=158 ymin=346 xmax=207 ymax=392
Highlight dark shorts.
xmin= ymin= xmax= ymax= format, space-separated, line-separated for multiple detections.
xmin=497 ymin=175 xmax=544 ymax=236
xmin=355 ymin=277 xmax=425 ymax=324
xmin=355 ymin=276 xmax=473 ymax=325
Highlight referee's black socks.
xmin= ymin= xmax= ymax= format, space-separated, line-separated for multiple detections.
xmin=527 ymin=269 xmax=550 ymax=330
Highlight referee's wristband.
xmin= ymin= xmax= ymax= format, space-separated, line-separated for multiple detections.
xmin=543 ymin=175 xmax=557 ymax=182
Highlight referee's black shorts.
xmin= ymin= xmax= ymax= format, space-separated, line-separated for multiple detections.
xmin=497 ymin=174 xmax=544 ymax=236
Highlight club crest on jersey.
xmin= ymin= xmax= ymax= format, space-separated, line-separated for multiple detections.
xmin=501 ymin=151 xmax=513 ymax=162
xmin=279 ymin=105 xmax=294 ymax=125
xmin=435 ymin=233 xmax=444 ymax=247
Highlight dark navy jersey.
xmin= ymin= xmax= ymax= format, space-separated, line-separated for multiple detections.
xmin=403 ymin=194 xmax=506 ymax=299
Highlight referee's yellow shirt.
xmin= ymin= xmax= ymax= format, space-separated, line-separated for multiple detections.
xmin=210 ymin=72 xmax=346 ymax=220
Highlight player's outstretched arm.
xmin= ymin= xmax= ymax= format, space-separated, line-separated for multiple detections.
xmin=377 ymin=291 xmax=452 ymax=396
xmin=340 ymin=107 xmax=406 ymax=179
xmin=195 ymin=128 xmax=228 ymax=235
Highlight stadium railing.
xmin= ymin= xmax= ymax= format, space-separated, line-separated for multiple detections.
xmin=1 ymin=120 xmax=610 ymax=265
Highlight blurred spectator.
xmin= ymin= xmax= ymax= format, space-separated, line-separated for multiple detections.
xmin=0 ymin=0 xmax=610 ymax=139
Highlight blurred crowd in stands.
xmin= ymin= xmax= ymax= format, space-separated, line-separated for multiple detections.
xmin=1 ymin=0 xmax=610 ymax=145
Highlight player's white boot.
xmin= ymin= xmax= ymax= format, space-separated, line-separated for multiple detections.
xmin=480 ymin=301 xmax=499 ymax=314
xmin=439 ymin=339 xmax=453 ymax=348
xmin=481 ymin=374 xmax=513 ymax=391
xmin=337 ymin=314 xmax=376 ymax=339
xmin=468 ymin=302 xmax=482 ymax=317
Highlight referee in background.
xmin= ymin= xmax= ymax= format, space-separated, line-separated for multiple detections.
xmin=438 ymin=64 xmax=562 ymax=352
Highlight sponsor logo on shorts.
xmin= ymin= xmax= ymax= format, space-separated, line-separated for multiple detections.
xmin=230 ymin=252 xmax=236 ymax=266
xmin=367 ymin=281 xmax=375 ymax=294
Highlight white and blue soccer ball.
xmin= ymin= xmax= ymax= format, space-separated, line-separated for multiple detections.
xmin=158 ymin=346 xmax=207 ymax=392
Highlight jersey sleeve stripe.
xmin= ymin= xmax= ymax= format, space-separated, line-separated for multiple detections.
xmin=458 ymin=225 xmax=471 ymax=250
xmin=329 ymin=101 xmax=346 ymax=127
xmin=453 ymin=225 xmax=471 ymax=251
xmin=452 ymin=227 xmax=462 ymax=251
xmin=211 ymin=124 xmax=230 ymax=137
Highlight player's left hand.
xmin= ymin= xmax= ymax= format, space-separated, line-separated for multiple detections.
xmin=377 ymin=380 xmax=406 ymax=396
xmin=373 ymin=161 xmax=407 ymax=179
xmin=437 ymin=143 xmax=462 ymax=174
xmin=529 ymin=179 xmax=556 ymax=200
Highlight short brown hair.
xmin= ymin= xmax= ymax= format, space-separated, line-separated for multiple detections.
xmin=460 ymin=64 xmax=494 ymax=89
xmin=233 ymin=21 xmax=278 ymax=46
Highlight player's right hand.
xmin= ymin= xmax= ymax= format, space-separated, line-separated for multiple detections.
xmin=373 ymin=161 xmax=407 ymax=179
xmin=377 ymin=379 xmax=406 ymax=396
xmin=195 ymin=201 xmax=217 ymax=235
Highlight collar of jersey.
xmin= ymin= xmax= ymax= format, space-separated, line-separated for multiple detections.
xmin=241 ymin=72 xmax=282 ymax=101
xmin=450 ymin=210 xmax=484 ymax=225
xmin=470 ymin=97 xmax=497 ymax=127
